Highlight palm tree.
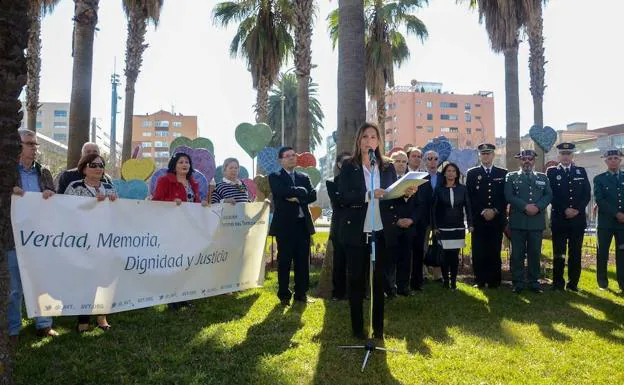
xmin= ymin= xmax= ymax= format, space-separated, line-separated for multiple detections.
xmin=67 ymin=0 xmax=100 ymax=168
xmin=293 ymin=0 xmax=314 ymax=152
xmin=468 ymin=0 xmax=526 ymax=169
xmin=0 ymin=0 xmax=28 ymax=380
xmin=26 ymin=0 xmax=61 ymax=133
xmin=121 ymin=0 xmax=164 ymax=163
xmin=213 ymin=0 xmax=294 ymax=124
xmin=329 ymin=0 xmax=427 ymax=150
xmin=267 ymin=72 xmax=324 ymax=151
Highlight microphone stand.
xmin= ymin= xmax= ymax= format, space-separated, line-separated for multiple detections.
xmin=338 ymin=152 xmax=406 ymax=372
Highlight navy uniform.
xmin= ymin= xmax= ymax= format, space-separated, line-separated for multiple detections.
xmin=546 ymin=143 xmax=591 ymax=291
xmin=504 ymin=150 xmax=553 ymax=293
xmin=593 ymin=149 xmax=624 ymax=291
xmin=466 ymin=143 xmax=508 ymax=288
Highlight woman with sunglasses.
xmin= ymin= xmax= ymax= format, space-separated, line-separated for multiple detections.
xmin=211 ymin=158 xmax=251 ymax=204
xmin=152 ymin=151 xmax=209 ymax=310
xmin=63 ymin=153 xmax=117 ymax=333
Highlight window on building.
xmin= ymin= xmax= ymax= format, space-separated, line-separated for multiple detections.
xmin=441 ymin=127 xmax=459 ymax=133
xmin=476 ymin=128 xmax=482 ymax=132
xmin=426 ymin=101 xmax=433 ymax=109
xmin=155 ymin=131 xmax=168 ymax=137
xmin=440 ymin=102 xmax=458 ymax=108
xmin=141 ymin=142 xmax=152 ymax=148
xmin=427 ymin=113 xmax=433 ymax=120
xmin=155 ymin=120 xmax=170 ymax=128
xmin=142 ymin=152 xmax=152 ymax=158
xmin=171 ymin=132 xmax=182 ymax=138
xmin=466 ymin=140 xmax=472 ymax=147
xmin=466 ymin=127 xmax=472 ymax=134
xmin=53 ymin=121 xmax=68 ymax=128
xmin=440 ymin=114 xmax=458 ymax=120
xmin=416 ymin=100 xmax=422 ymax=105
xmin=155 ymin=151 xmax=170 ymax=158
xmin=465 ymin=103 xmax=471 ymax=110
xmin=416 ymin=126 xmax=423 ymax=130
xmin=53 ymin=133 xmax=67 ymax=141
xmin=154 ymin=141 xmax=168 ymax=148
xmin=426 ymin=126 xmax=434 ymax=132
xmin=475 ymin=115 xmax=482 ymax=120
xmin=142 ymin=132 xmax=153 ymax=137
xmin=475 ymin=104 xmax=481 ymax=107
xmin=37 ymin=110 xmax=43 ymax=117
xmin=142 ymin=120 xmax=152 ymax=128
xmin=465 ymin=113 xmax=472 ymax=122
xmin=36 ymin=121 xmax=42 ymax=129
xmin=54 ymin=110 xmax=68 ymax=118
xmin=172 ymin=121 xmax=182 ymax=128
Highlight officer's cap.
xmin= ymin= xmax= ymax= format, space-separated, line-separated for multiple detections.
xmin=477 ymin=143 xmax=496 ymax=153
xmin=515 ymin=149 xmax=538 ymax=159
xmin=602 ymin=149 xmax=623 ymax=158
xmin=556 ymin=142 xmax=575 ymax=153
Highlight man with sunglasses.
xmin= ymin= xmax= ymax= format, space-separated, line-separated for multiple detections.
xmin=505 ymin=149 xmax=553 ymax=294
xmin=593 ymin=149 xmax=624 ymax=293
xmin=8 ymin=129 xmax=59 ymax=343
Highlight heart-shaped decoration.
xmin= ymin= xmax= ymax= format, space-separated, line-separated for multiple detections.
xmin=235 ymin=122 xmax=273 ymax=158
xmin=545 ymin=160 xmax=558 ymax=169
xmin=529 ymin=125 xmax=557 ymax=153
xmin=296 ymin=152 xmax=317 ymax=168
xmin=447 ymin=148 xmax=479 ymax=175
xmin=170 ymin=136 xmax=214 ymax=155
xmin=254 ymin=174 xmax=271 ymax=198
xmin=242 ymin=178 xmax=257 ymax=201
xmin=214 ymin=165 xmax=249 ymax=183
xmin=422 ymin=136 xmax=453 ymax=166
xmin=257 ymin=147 xmax=281 ymax=175
xmin=149 ymin=168 xmax=209 ymax=201
xmin=309 ymin=206 xmax=322 ymax=222
xmin=172 ymin=146 xmax=216 ymax=183
xmin=121 ymin=158 xmax=156 ymax=181
xmin=295 ymin=166 xmax=321 ymax=188
xmin=112 ymin=179 xmax=149 ymax=200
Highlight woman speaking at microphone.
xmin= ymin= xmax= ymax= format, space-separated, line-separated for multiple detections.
xmin=338 ymin=122 xmax=416 ymax=340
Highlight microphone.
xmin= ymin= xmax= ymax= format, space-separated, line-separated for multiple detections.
xmin=368 ymin=148 xmax=377 ymax=165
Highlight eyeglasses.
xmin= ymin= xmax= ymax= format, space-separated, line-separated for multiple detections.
xmin=87 ymin=162 xmax=105 ymax=169
xmin=21 ymin=141 xmax=39 ymax=147
xmin=427 ymin=157 xmax=438 ymax=161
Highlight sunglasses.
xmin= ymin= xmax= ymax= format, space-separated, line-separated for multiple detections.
xmin=427 ymin=157 xmax=439 ymax=161
xmin=87 ymin=162 xmax=105 ymax=169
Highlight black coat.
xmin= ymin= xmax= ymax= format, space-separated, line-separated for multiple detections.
xmin=268 ymin=169 xmax=316 ymax=236
xmin=413 ymin=171 xmax=443 ymax=229
xmin=338 ymin=160 xmax=408 ymax=247
xmin=326 ymin=173 xmax=344 ymax=240
xmin=432 ymin=184 xmax=473 ymax=230
xmin=546 ymin=164 xmax=591 ymax=228
xmin=466 ymin=165 xmax=508 ymax=227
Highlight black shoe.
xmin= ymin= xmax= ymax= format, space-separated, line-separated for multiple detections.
xmin=488 ymin=283 xmax=500 ymax=289
xmin=451 ymin=282 xmax=457 ymax=290
xmin=566 ymin=285 xmax=579 ymax=292
xmin=552 ymin=285 xmax=564 ymax=291
xmin=280 ymin=298 xmax=291 ymax=306
xmin=530 ymin=287 xmax=543 ymax=294
xmin=397 ymin=289 xmax=411 ymax=297
xmin=512 ymin=287 xmax=523 ymax=294
xmin=294 ymin=295 xmax=315 ymax=304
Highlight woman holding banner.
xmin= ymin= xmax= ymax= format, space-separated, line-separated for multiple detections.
xmin=64 ymin=153 xmax=117 ymax=332
xmin=211 ymin=158 xmax=251 ymax=204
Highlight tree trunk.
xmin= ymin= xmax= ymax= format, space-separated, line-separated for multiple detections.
xmin=255 ymin=74 xmax=270 ymax=124
xmin=67 ymin=0 xmax=99 ymax=168
xmin=26 ymin=2 xmax=42 ymax=133
xmin=377 ymin=94 xmax=386 ymax=151
xmin=122 ymin=7 xmax=148 ymax=163
xmin=0 ymin=1 xmax=29 ymax=382
xmin=504 ymin=46 xmax=520 ymax=170
xmin=294 ymin=0 xmax=313 ymax=153
xmin=528 ymin=2 xmax=546 ymax=171
xmin=336 ymin=0 xmax=366 ymax=155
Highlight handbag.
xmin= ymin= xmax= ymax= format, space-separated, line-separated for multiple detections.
xmin=424 ymin=234 xmax=444 ymax=267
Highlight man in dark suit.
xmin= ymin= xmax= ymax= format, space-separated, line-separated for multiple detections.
xmin=546 ymin=142 xmax=591 ymax=291
xmin=593 ymin=149 xmax=624 ymax=292
xmin=269 ymin=147 xmax=317 ymax=305
xmin=466 ymin=143 xmax=508 ymax=288
xmin=326 ymin=151 xmax=350 ymax=300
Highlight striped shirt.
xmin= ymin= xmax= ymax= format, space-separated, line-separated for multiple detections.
xmin=211 ymin=179 xmax=250 ymax=203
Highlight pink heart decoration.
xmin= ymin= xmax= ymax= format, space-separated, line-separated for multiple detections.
xmin=296 ymin=152 xmax=317 ymax=168
xmin=173 ymin=145 xmax=216 ymax=183
xmin=242 ymin=178 xmax=257 ymax=201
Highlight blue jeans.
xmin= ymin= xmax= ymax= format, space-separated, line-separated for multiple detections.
xmin=8 ymin=249 xmax=53 ymax=336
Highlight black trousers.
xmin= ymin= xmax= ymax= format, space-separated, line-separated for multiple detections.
xmin=276 ymin=220 xmax=311 ymax=300
xmin=331 ymin=237 xmax=347 ymax=298
xmin=347 ymin=233 xmax=386 ymax=336
xmin=410 ymin=226 xmax=427 ymax=290
xmin=596 ymin=227 xmax=624 ymax=290
xmin=441 ymin=249 xmax=460 ymax=285
xmin=471 ymin=224 xmax=504 ymax=287
xmin=551 ymin=226 xmax=585 ymax=289
xmin=385 ymin=232 xmax=412 ymax=294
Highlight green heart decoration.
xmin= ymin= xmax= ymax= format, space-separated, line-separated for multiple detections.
xmin=170 ymin=136 xmax=214 ymax=155
xmin=295 ymin=166 xmax=321 ymax=188
xmin=235 ymin=122 xmax=273 ymax=158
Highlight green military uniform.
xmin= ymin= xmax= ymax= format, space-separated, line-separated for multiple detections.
xmin=505 ymin=164 xmax=553 ymax=292
xmin=593 ymin=162 xmax=624 ymax=291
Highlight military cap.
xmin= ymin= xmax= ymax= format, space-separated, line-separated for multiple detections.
xmin=556 ymin=142 xmax=575 ymax=152
xmin=477 ymin=143 xmax=496 ymax=153
xmin=515 ymin=149 xmax=538 ymax=159
xmin=602 ymin=149 xmax=623 ymax=158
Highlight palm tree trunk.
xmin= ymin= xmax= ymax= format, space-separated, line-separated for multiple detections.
xmin=377 ymin=94 xmax=386 ymax=151
xmin=528 ymin=2 xmax=545 ymax=171
xmin=26 ymin=1 xmax=42 ymax=133
xmin=67 ymin=0 xmax=99 ymax=168
xmin=294 ymin=0 xmax=313 ymax=153
xmin=122 ymin=6 xmax=148 ymax=163
xmin=336 ymin=0 xmax=366 ymax=155
xmin=504 ymin=45 xmax=521 ymax=170
xmin=0 ymin=1 xmax=29 ymax=381
xmin=256 ymin=74 xmax=270 ymax=124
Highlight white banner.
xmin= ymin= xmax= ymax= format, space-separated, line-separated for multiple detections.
xmin=11 ymin=193 xmax=270 ymax=317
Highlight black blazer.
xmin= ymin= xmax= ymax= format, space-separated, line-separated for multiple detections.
xmin=466 ymin=165 xmax=508 ymax=227
xmin=326 ymin=173 xmax=344 ymax=240
xmin=338 ymin=160 xmax=407 ymax=247
xmin=414 ymin=171 xmax=443 ymax=228
xmin=432 ymin=184 xmax=473 ymax=230
xmin=268 ymin=169 xmax=316 ymax=236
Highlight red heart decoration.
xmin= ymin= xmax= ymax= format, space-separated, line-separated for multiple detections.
xmin=296 ymin=152 xmax=317 ymax=168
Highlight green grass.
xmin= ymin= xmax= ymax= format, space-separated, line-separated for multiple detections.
xmin=13 ymin=236 xmax=624 ymax=385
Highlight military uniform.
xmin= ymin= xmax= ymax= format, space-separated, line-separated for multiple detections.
xmin=505 ymin=150 xmax=553 ymax=292
xmin=593 ymin=149 xmax=624 ymax=291
xmin=466 ymin=147 xmax=508 ymax=287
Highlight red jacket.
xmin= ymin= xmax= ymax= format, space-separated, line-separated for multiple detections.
xmin=152 ymin=173 xmax=201 ymax=203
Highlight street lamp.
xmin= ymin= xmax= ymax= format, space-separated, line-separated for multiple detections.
xmin=280 ymin=66 xmax=297 ymax=147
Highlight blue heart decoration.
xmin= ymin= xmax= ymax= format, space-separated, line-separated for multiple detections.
xmin=149 ymin=168 xmax=209 ymax=201
xmin=112 ymin=179 xmax=149 ymax=200
xmin=257 ymin=147 xmax=281 ymax=175
xmin=529 ymin=125 xmax=557 ymax=153
xmin=447 ymin=148 xmax=479 ymax=175
xmin=422 ymin=136 xmax=453 ymax=165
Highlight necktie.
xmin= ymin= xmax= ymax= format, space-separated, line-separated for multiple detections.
xmin=565 ymin=168 xmax=570 ymax=177
xmin=486 ymin=168 xmax=490 ymax=176
xmin=289 ymin=172 xmax=296 ymax=184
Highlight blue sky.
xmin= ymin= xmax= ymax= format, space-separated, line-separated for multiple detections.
xmin=37 ymin=0 xmax=624 ymax=171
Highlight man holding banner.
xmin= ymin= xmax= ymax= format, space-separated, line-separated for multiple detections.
xmin=269 ymin=147 xmax=317 ymax=305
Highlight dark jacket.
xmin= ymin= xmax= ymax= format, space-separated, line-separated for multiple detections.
xmin=432 ymin=184 xmax=473 ymax=230
xmin=268 ymin=169 xmax=316 ymax=236
xmin=57 ymin=167 xmax=112 ymax=194
xmin=326 ymin=174 xmax=343 ymax=240
xmin=152 ymin=173 xmax=201 ymax=203
xmin=413 ymin=171 xmax=443 ymax=229
xmin=594 ymin=170 xmax=624 ymax=230
xmin=466 ymin=165 xmax=508 ymax=227
xmin=546 ymin=164 xmax=591 ymax=228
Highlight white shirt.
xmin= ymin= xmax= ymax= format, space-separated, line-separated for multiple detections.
xmin=363 ymin=164 xmax=383 ymax=232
